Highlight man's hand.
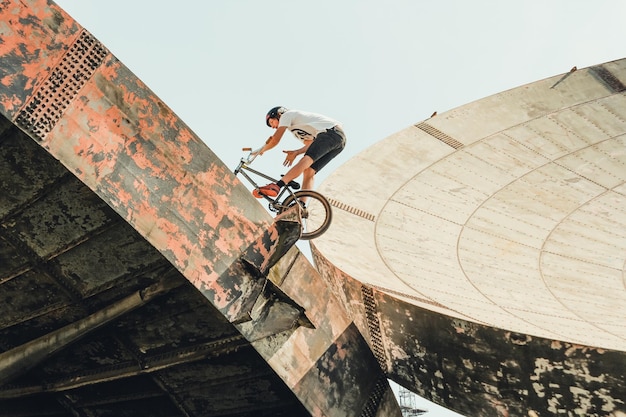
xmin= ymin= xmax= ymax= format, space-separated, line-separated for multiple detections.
xmin=256 ymin=136 xmax=273 ymax=156
xmin=282 ymin=150 xmax=299 ymax=167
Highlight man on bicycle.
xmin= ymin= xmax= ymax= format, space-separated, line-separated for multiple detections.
xmin=253 ymin=106 xmax=347 ymax=198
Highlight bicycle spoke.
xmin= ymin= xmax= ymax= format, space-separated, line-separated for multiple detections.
xmin=281 ymin=190 xmax=332 ymax=240
xmin=301 ymin=198 xmax=324 ymax=233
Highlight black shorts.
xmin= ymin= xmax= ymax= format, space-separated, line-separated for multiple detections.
xmin=305 ymin=126 xmax=346 ymax=173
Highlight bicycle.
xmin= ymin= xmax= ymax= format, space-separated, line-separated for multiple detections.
xmin=234 ymin=147 xmax=332 ymax=240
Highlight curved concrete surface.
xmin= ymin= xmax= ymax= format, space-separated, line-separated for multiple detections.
xmin=316 ymin=60 xmax=626 ymax=352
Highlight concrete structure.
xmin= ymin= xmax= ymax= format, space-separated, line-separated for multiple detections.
xmin=1 ymin=1 xmax=625 ymax=416
xmin=314 ymin=60 xmax=626 ymax=416
xmin=0 ymin=1 xmax=400 ymax=416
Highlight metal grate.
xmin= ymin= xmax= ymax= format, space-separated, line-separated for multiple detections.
xmin=15 ymin=30 xmax=108 ymax=141
xmin=359 ymin=375 xmax=389 ymax=417
xmin=415 ymin=122 xmax=464 ymax=149
xmin=361 ymin=285 xmax=387 ymax=370
xmin=589 ymin=65 xmax=626 ymax=93
xmin=327 ymin=197 xmax=376 ymax=222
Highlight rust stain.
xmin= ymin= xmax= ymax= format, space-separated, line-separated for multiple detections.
xmin=0 ymin=0 xmax=80 ymax=116
xmin=0 ymin=4 xmax=265 ymax=291
xmin=0 ymin=3 xmax=403 ymax=416
xmin=30 ymin=57 xmax=272 ymax=324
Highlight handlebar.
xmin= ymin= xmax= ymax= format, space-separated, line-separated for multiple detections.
xmin=234 ymin=146 xmax=263 ymax=174
xmin=242 ymin=147 xmax=262 ymax=163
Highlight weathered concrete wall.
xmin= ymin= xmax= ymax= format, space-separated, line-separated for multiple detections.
xmin=0 ymin=1 xmax=400 ymax=415
xmin=312 ymin=57 xmax=626 ymax=416
xmin=313 ymin=243 xmax=626 ymax=417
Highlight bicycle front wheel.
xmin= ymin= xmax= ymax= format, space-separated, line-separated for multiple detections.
xmin=281 ymin=190 xmax=332 ymax=240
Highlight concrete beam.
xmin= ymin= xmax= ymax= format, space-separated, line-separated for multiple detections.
xmin=0 ymin=2 xmax=401 ymax=415
xmin=0 ymin=278 xmax=182 ymax=386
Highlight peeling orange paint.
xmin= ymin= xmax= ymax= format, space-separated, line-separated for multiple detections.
xmin=1 ymin=3 xmax=401 ymax=417
xmin=0 ymin=0 xmax=80 ymax=117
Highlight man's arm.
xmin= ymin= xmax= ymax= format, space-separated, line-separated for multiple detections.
xmin=283 ymin=140 xmax=312 ymax=167
xmin=259 ymin=126 xmax=287 ymax=155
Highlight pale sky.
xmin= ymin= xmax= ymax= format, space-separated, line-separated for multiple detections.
xmin=53 ymin=1 xmax=626 ymax=415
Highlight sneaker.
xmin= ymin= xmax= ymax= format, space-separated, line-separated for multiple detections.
xmin=252 ymin=183 xmax=279 ymax=198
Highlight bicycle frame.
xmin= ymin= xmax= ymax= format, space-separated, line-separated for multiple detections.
xmin=234 ymin=148 xmax=297 ymax=211
xmin=233 ymin=147 xmax=333 ymax=240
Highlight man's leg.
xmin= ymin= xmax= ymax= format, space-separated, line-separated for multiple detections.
xmin=277 ymin=130 xmax=343 ymax=190
xmin=254 ymin=129 xmax=343 ymax=197
xmin=253 ymin=155 xmax=314 ymax=198
xmin=281 ymin=155 xmax=314 ymax=185
xmin=301 ymin=166 xmax=315 ymax=190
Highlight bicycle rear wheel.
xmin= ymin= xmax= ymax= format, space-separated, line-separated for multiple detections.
xmin=281 ymin=190 xmax=332 ymax=240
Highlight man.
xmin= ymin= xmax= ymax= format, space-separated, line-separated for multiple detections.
xmin=253 ymin=106 xmax=346 ymax=198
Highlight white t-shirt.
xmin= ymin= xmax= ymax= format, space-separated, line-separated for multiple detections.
xmin=279 ymin=110 xmax=341 ymax=143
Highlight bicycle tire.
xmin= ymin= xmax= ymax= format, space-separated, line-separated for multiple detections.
xmin=281 ymin=190 xmax=332 ymax=240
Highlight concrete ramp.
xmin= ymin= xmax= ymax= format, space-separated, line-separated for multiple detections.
xmin=0 ymin=1 xmax=400 ymax=416
xmin=315 ymin=60 xmax=626 ymax=416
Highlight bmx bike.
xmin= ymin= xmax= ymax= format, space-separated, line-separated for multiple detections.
xmin=234 ymin=147 xmax=332 ymax=240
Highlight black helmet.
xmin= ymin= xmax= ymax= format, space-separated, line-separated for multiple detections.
xmin=266 ymin=106 xmax=286 ymax=127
